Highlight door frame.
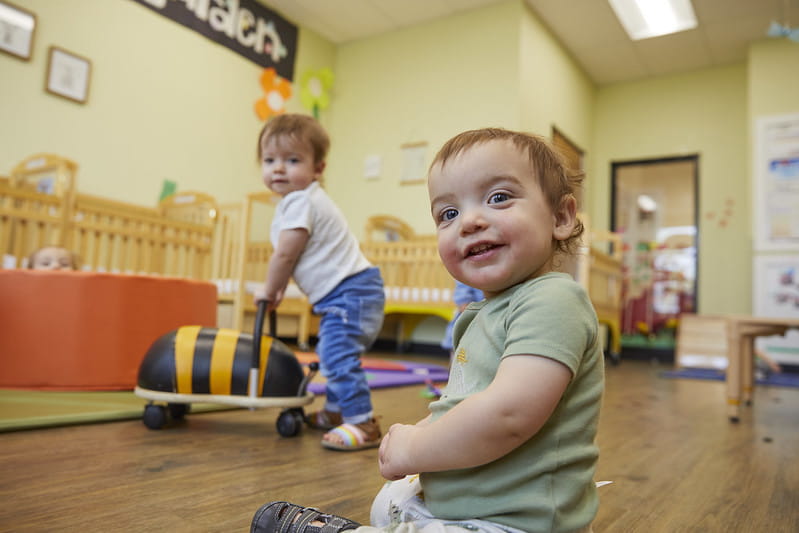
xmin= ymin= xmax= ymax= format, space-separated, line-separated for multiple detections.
xmin=610 ymin=154 xmax=701 ymax=325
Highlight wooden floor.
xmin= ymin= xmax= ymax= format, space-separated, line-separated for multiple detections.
xmin=1 ymin=354 xmax=798 ymax=532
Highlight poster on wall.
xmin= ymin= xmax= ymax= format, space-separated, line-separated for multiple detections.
xmin=130 ymin=0 xmax=297 ymax=80
xmin=753 ymin=112 xmax=799 ymax=252
xmin=753 ymin=254 xmax=799 ymax=364
xmin=754 ymin=254 xmax=799 ymax=319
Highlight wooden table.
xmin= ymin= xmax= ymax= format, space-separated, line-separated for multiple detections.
xmin=725 ymin=315 xmax=799 ymax=422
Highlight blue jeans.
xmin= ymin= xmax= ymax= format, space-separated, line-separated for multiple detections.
xmin=312 ymin=267 xmax=385 ymax=421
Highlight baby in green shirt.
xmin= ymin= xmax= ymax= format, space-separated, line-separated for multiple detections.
xmin=253 ymin=128 xmax=604 ymax=533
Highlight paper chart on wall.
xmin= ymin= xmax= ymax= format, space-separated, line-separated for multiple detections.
xmin=753 ymin=254 xmax=799 ymax=364
xmin=753 ymin=113 xmax=799 ymax=251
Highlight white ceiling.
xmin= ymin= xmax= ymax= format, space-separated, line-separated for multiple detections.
xmin=261 ymin=0 xmax=799 ymax=85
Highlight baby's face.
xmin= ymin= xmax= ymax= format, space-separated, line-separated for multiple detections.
xmin=31 ymin=247 xmax=74 ymax=270
xmin=260 ymin=137 xmax=323 ymax=197
xmin=428 ymin=139 xmax=574 ymax=297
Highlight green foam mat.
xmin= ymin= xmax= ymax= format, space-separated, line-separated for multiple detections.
xmin=0 ymin=389 xmax=231 ymax=432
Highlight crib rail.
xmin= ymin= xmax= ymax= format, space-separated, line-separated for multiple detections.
xmin=71 ymin=193 xmax=214 ymax=277
xmin=361 ymin=237 xmax=453 ymax=311
xmin=0 ymin=183 xmax=67 ymax=265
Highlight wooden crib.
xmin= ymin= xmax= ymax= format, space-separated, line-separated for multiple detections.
xmin=1 ymin=153 xmax=215 ymax=278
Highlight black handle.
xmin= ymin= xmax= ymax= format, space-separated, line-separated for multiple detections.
xmin=252 ymin=300 xmax=277 ymax=370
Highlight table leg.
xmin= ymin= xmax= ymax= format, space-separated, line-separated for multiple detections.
xmin=726 ymin=320 xmax=742 ymax=422
xmin=742 ymin=336 xmax=754 ymax=406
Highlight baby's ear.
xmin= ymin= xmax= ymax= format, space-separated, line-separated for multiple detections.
xmin=315 ymin=160 xmax=326 ymax=176
xmin=553 ymin=195 xmax=577 ymax=241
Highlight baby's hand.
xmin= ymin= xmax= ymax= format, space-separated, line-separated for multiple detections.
xmin=253 ymin=286 xmax=284 ymax=312
xmin=253 ymin=285 xmax=267 ymax=304
xmin=378 ymin=423 xmax=418 ymax=481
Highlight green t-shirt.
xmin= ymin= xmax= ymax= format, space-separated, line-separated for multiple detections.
xmin=421 ymin=272 xmax=604 ymax=532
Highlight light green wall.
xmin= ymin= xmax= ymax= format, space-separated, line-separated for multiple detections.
xmin=518 ymin=4 xmax=595 ymax=212
xmin=592 ymin=65 xmax=750 ymax=315
xmin=518 ymin=4 xmax=594 ymax=150
xmin=326 ymin=0 xmax=523 ymax=239
xmin=747 ymin=39 xmax=799 ymax=251
xmin=0 ymin=0 xmax=335 ymax=206
xmin=748 ymin=39 xmax=799 ymax=118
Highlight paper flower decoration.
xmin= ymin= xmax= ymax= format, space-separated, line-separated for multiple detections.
xmin=255 ymin=68 xmax=292 ymax=121
xmin=299 ymin=68 xmax=334 ymax=119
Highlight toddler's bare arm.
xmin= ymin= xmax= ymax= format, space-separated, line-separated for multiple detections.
xmin=379 ymin=354 xmax=570 ymax=480
xmin=258 ymin=228 xmax=308 ymax=311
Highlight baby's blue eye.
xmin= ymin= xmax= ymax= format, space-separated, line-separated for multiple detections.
xmin=441 ymin=208 xmax=458 ymax=221
xmin=489 ymin=192 xmax=509 ymax=204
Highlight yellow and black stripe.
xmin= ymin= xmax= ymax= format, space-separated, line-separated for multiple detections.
xmin=137 ymin=326 xmax=305 ymax=398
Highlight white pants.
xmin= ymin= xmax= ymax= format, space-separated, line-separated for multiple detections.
xmin=351 ymin=475 xmax=592 ymax=533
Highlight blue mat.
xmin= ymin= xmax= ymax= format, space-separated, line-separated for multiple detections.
xmin=660 ymin=367 xmax=799 ymax=389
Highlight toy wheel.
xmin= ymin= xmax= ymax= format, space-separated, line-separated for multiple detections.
xmin=168 ymin=403 xmax=189 ymax=419
xmin=143 ymin=404 xmax=167 ymax=430
xmin=276 ymin=409 xmax=304 ymax=437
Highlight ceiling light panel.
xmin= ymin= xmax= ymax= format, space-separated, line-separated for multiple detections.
xmin=609 ymin=0 xmax=698 ymax=40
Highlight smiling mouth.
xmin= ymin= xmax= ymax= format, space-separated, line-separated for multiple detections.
xmin=466 ymin=243 xmax=499 ymax=257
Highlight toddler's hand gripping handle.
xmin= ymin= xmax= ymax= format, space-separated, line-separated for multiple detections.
xmin=250 ymin=300 xmax=277 ymax=398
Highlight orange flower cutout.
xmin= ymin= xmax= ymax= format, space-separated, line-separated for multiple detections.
xmin=255 ymin=68 xmax=292 ymax=121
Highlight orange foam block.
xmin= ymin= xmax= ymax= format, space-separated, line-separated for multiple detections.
xmin=0 ymin=270 xmax=217 ymax=390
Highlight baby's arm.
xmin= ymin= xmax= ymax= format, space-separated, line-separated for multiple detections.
xmin=378 ymin=354 xmax=570 ymax=480
xmin=256 ymin=228 xmax=308 ymax=311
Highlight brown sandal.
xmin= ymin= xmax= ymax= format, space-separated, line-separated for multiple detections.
xmin=321 ymin=418 xmax=382 ymax=451
xmin=305 ymin=409 xmax=342 ymax=430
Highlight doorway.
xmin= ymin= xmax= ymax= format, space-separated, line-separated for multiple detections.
xmin=611 ymin=156 xmax=699 ymax=356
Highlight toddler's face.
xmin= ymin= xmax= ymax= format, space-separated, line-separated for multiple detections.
xmin=428 ymin=139 xmax=575 ymax=297
xmin=261 ymin=136 xmax=324 ymax=197
xmin=31 ymin=247 xmax=74 ymax=270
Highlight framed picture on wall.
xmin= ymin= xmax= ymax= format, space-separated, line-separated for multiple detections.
xmin=0 ymin=1 xmax=36 ymax=60
xmin=45 ymin=46 xmax=92 ymax=104
xmin=400 ymin=142 xmax=428 ymax=185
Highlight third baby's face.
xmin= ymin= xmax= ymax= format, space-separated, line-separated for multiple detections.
xmin=31 ymin=247 xmax=74 ymax=270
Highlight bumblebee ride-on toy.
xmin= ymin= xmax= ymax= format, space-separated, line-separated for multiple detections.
xmin=134 ymin=301 xmax=318 ymax=436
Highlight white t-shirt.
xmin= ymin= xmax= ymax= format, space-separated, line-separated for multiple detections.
xmin=270 ymin=181 xmax=371 ymax=304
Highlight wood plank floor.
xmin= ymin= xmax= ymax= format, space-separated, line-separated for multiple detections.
xmin=1 ymin=355 xmax=798 ymax=532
